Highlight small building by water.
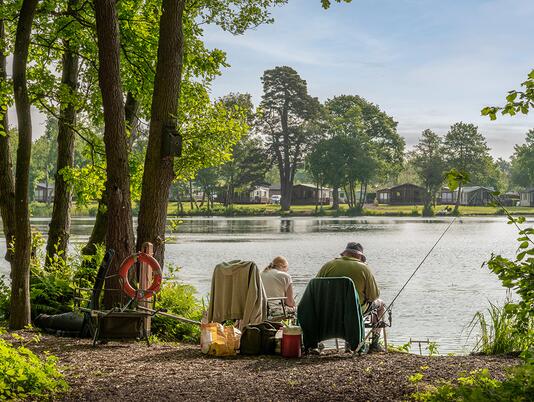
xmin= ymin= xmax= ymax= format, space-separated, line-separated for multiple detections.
xmin=519 ymin=188 xmax=534 ymax=207
xmin=34 ymin=182 xmax=54 ymax=203
xmin=291 ymin=184 xmax=332 ymax=205
xmin=456 ymin=186 xmax=494 ymax=206
xmin=376 ymin=183 xmax=425 ymax=205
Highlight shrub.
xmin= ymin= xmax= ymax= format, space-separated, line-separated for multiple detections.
xmin=151 ymin=281 xmax=203 ymax=342
xmin=0 ymin=331 xmax=68 ymax=400
xmin=469 ymin=302 xmax=529 ymax=355
xmin=1 ymin=232 xmax=103 ymax=320
xmin=483 ymin=216 xmax=534 ymax=351
xmin=411 ymin=354 xmax=534 ymax=401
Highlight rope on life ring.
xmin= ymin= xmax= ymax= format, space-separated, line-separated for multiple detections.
xmin=118 ymin=252 xmax=162 ymax=301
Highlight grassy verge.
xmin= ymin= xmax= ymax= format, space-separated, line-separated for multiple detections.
xmin=28 ymin=200 xmax=534 ymax=218
xmin=167 ymin=202 xmax=534 ymax=217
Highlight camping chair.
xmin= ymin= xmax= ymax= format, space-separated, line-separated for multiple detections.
xmin=298 ymin=277 xmax=365 ymax=353
xmin=207 ymin=260 xmax=268 ymax=329
xmin=363 ymin=301 xmax=392 ymax=352
xmin=266 ymin=296 xmax=296 ymax=323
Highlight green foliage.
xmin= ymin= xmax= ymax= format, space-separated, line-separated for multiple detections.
xmin=411 ymin=356 xmax=534 ymax=401
xmin=443 ymin=123 xmax=493 ymax=188
xmin=469 ymin=302 xmax=529 ymax=355
xmin=174 ymin=83 xmax=249 ymax=181
xmin=510 ymin=129 xmax=534 ymax=189
xmin=151 ymin=268 xmax=203 ymax=342
xmin=482 ymin=69 xmax=534 ymax=119
xmin=483 ymin=223 xmax=534 ymax=348
xmin=0 ymin=331 xmax=68 ymax=400
xmin=1 ymin=231 xmax=103 ymax=320
xmin=321 ymin=0 xmax=352 ymax=9
xmin=411 ymin=129 xmax=447 ymax=214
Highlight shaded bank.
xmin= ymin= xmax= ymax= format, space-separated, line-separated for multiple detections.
xmin=27 ymin=335 xmax=518 ymax=402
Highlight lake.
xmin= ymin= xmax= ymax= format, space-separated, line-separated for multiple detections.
xmin=0 ymin=216 xmax=520 ymax=354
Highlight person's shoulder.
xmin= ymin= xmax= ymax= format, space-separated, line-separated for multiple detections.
xmin=359 ymin=262 xmax=375 ymax=277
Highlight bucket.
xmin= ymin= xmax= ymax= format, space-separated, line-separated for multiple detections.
xmin=281 ymin=325 xmax=302 ymax=358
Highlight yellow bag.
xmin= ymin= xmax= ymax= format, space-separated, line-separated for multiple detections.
xmin=200 ymin=323 xmax=241 ymax=356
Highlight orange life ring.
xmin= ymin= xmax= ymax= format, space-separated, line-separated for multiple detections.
xmin=118 ymin=252 xmax=162 ymax=300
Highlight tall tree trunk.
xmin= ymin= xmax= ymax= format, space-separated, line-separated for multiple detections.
xmin=46 ymin=9 xmax=79 ymax=266
xmin=136 ymin=0 xmax=186 ymax=265
xmin=10 ymin=0 xmax=38 ymax=329
xmin=332 ymin=187 xmax=339 ymax=210
xmin=453 ymin=182 xmax=463 ymax=215
xmin=280 ymin=172 xmax=293 ymax=211
xmin=81 ymin=187 xmax=108 ymax=256
xmin=95 ymin=0 xmax=135 ymax=308
xmin=0 ymin=3 xmax=16 ymax=263
xmin=81 ymin=93 xmax=138 ymax=259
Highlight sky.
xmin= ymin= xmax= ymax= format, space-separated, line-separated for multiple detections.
xmin=9 ymin=0 xmax=534 ymax=159
xmin=200 ymin=0 xmax=534 ymax=159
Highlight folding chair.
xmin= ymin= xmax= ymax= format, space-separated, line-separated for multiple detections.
xmin=298 ymin=277 xmax=365 ymax=353
xmin=266 ymin=296 xmax=296 ymax=323
xmin=363 ymin=302 xmax=392 ymax=352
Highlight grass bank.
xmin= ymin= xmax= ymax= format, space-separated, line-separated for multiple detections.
xmin=29 ymin=201 xmax=534 ymax=218
xmin=168 ymin=202 xmax=534 ymax=217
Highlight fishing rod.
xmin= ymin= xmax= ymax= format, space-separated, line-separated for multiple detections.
xmin=355 ymin=216 xmax=458 ymax=353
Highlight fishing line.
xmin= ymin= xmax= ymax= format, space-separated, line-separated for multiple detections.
xmin=355 ymin=216 xmax=458 ymax=353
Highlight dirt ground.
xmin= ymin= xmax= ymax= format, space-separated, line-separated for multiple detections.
xmin=23 ymin=334 xmax=520 ymax=402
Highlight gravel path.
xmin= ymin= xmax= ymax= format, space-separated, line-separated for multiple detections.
xmin=24 ymin=334 xmax=519 ymax=402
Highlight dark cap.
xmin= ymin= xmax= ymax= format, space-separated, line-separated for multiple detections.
xmin=343 ymin=242 xmax=363 ymax=255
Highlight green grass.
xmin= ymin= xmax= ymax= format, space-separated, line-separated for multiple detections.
xmin=167 ymin=202 xmax=534 ymax=217
xmin=29 ymin=200 xmax=534 ymax=218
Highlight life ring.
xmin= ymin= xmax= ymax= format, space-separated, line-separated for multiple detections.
xmin=118 ymin=252 xmax=162 ymax=300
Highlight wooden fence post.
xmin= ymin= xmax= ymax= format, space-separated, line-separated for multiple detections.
xmin=140 ymin=242 xmax=154 ymax=337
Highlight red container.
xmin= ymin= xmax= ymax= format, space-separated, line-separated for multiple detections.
xmin=281 ymin=326 xmax=302 ymax=358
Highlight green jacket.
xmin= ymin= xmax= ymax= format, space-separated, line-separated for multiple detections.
xmin=317 ymin=256 xmax=380 ymax=306
xmin=297 ymin=277 xmax=364 ymax=350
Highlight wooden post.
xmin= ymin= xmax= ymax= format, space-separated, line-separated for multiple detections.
xmin=140 ymin=242 xmax=154 ymax=337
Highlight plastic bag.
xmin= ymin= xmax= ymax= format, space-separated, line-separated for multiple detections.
xmin=200 ymin=322 xmax=241 ymax=356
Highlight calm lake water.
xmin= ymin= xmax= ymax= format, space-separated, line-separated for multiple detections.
xmin=0 ymin=216 xmax=520 ymax=354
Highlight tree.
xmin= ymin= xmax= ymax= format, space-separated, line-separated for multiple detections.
xmin=219 ymin=136 xmax=271 ymax=206
xmin=94 ymin=0 xmax=135 ymax=308
xmin=259 ymin=66 xmax=322 ymax=211
xmin=46 ymin=0 xmax=80 ymax=266
xmin=323 ymin=95 xmax=404 ymax=208
xmin=10 ymin=0 xmax=39 ymax=329
xmin=411 ymin=129 xmax=446 ymax=216
xmin=0 ymin=0 xmax=15 ymax=263
xmin=511 ymin=130 xmax=534 ymax=189
xmin=442 ymin=122 xmax=491 ymax=214
xmin=306 ymin=136 xmax=347 ymax=209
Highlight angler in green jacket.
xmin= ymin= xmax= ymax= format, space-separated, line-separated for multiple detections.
xmin=317 ymin=242 xmax=386 ymax=352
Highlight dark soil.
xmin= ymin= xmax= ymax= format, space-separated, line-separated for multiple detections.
xmin=23 ymin=334 xmax=520 ymax=402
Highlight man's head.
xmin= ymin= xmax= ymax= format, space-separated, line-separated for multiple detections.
xmin=341 ymin=242 xmax=366 ymax=262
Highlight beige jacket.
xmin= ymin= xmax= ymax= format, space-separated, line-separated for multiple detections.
xmin=207 ymin=260 xmax=267 ymax=329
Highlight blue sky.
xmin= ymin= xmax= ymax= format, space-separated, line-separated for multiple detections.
xmin=202 ymin=0 xmax=534 ymax=158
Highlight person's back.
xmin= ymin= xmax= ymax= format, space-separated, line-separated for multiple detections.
xmin=261 ymin=256 xmax=296 ymax=318
xmin=261 ymin=268 xmax=292 ymax=299
xmin=316 ymin=242 xmax=386 ymax=352
xmin=317 ymin=255 xmax=379 ymax=308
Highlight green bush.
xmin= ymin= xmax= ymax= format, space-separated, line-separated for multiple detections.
xmin=469 ymin=302 xmax=530 ymax=355
xmin=411 ymin=354 xmax=534 ymax=401
xmin=151 ymin=281 xmax=203 ymax=342
xmin=0 ymin=331 xmax=68 ymax=400
xmin=1 ymin=232 xmax=103 ymax=321
xmin=483 ymin=216 xmax=534 ymax=352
